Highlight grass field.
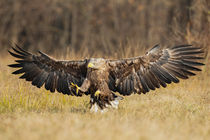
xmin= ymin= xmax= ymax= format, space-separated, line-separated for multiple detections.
xmin=0 ymin=48 xmax=209 ymax=140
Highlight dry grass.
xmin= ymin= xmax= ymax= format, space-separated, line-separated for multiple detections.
xmin=0 ymin=47 xmax=209 ymax=140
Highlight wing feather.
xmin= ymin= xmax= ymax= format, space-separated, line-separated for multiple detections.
xmin=143 ymin=72 xmax=156 ymax=90
xmin=108 ymin=44 xmax=205 ymax=96
xmin=8 ymin=44 xmax=88 ymax=96
xmin=32 ymin=71 xmax=48 ymax=88
xmin=147 ymin=71 xmax=160 ymax=88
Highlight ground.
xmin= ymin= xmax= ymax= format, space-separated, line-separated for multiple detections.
xmin=0 ymin=55 xmax=209 ymax=140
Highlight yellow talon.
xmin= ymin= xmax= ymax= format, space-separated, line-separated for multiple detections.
xmin=94 ymin=90 xmax=101 ymax=97
xmin=71 ymin=83 xmax=80 ymax=94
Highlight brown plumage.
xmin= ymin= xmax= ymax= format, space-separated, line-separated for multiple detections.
xmin=8 ymin=44 xmax=205 ymax=112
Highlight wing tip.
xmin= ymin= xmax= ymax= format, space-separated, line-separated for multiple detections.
xmin=8 ymin=64 xmax=22 ymax=68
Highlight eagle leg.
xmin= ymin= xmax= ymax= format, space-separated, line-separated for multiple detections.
xmin=94 ymin=90 xmax=101 ymax=98
xmin=71 ymin=79 xmax=90 ymax=96
xmin=70 ymin=83 xmax=81 ymax=95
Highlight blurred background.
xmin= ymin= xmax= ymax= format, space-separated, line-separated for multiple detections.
xmin=0 ymin=0 xmax=209 ymax=58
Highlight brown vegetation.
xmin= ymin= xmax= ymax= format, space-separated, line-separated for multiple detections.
xmin=0 ymin=0 xmax=209 ymax=55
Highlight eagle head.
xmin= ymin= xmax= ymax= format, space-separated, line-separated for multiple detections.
xmin=87 ymin=58 xmax=106 ymax=70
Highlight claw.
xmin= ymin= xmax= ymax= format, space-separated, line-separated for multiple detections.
xmin=71 ymin=82 xmax=80 ymax=94
xmin=94 ymin=90 xmax=101 ymax=97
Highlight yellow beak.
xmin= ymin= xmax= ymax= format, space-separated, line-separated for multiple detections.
xmin=88 ymin=63 xmax=94 ymax=68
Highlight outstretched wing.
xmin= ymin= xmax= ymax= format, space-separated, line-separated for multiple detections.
xmin=108 ymin=44 xmax=205 ymax=95
xmin=8 ymin=44 xmax=88 ymax=96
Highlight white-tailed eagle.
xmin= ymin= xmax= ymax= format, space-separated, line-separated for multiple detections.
xmin=8 ymin=44 xmax=205 ymax=112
